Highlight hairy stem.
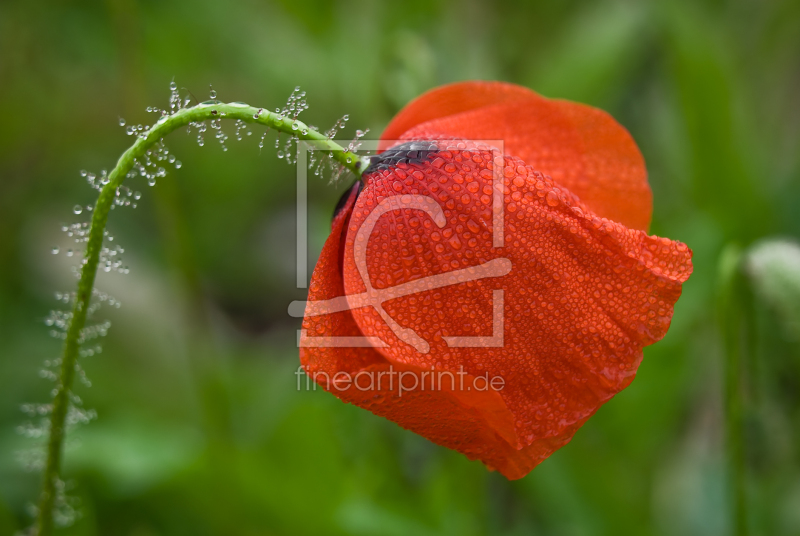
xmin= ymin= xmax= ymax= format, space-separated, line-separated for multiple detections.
xmin=36 ymin=102 xmax=367 ymax=535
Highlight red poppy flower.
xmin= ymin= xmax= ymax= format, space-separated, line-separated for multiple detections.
xmin=298 ymin=81 xmax=692 ymax=479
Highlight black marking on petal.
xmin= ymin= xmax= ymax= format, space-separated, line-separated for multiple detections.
xmin=363 ymin=141 xmax=440 ymax=175
xmin=332 ymin=180 xmax=363 ymax=222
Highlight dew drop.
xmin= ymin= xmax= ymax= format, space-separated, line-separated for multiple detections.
xmin=51 ymin=246 xmax=60 ymax=254
xmin=209 ymin=86 xmax=217 ymax=99
xmin=169 ymin=81 xmax=177 ymax=91
xmin=118 ymin=118 xmax=126 ymax=126
xmin=174 ymin=160 xmax=182 ymax=169
xmin=73 ymin=205 xmax=83 ymax=215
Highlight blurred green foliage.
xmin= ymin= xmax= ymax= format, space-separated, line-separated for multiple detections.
xmin=1 ymin=0 xmax=799 ymax=534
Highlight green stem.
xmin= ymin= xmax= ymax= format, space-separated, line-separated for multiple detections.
xmin=35 ymin=102 xmax=367 ymax=535
xmin=717 ymin=244 xmax=749 ymax=536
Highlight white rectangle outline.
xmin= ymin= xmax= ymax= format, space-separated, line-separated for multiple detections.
xmin=295 ymin=138 xmax=506 ymax=349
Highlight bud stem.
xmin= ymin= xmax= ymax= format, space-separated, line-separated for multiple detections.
xmin=36 ymin=102 xmax=366 ymax=535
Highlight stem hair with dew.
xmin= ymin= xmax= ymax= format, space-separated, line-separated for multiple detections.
xmin=35 ymin=100 xmax=369 ymax=536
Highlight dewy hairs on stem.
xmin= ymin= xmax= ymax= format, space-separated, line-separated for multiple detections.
xmin=32 ymin=89 xmax=369 ymax=536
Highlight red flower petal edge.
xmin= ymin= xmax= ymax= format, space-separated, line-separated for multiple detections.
xmin=382 ymin=81 xmax=652 ymax=231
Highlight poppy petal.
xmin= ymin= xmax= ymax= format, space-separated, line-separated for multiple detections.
xmin=300 ymin=182 xmax=384 ymax=380
xmin=379 ymin=81 xmax=537 ymax=147
xmin=300 ymin=179 xmax=541 ymax=478
xmin=333 ymin=140 xmax=691 ymax=478
xmin=383 ymin=81 xmax=651 ymax=231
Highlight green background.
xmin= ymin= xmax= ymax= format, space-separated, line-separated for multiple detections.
xmin=1 ymin=0 xmax=799 ymax=534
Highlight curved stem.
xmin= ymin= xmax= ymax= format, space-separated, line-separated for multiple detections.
xmin=36 ymin=102 xmax=367 ymax=535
